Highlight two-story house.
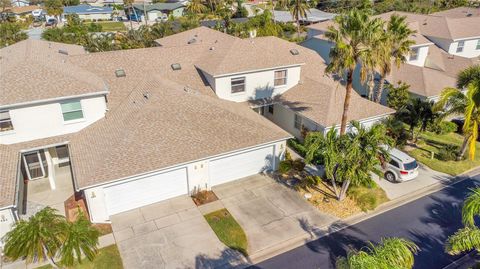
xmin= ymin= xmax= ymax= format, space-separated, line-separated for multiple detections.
xmin=1 ymin=27 xmax=393 ymax=240
xmin=303 ymin=7 xmax=480 ymax=102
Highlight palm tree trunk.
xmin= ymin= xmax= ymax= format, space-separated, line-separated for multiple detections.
xmin=458 ymin=135 xmax=470 ymax=161
xmin=296 ymin=17 xmax=300 ymax=38
xmin=367 ymin=73 xmax=374 ymax=100
xmin=375 ymin=73 xmax=386 ymax=103
xmin=340 ymin=70 xmax=354 ymax=135
xmin=338 ymin=179 xmax=350 ymax=201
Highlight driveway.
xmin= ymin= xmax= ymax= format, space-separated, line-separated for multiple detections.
xmin=111 ymin=196 xmax=246 ymax=269
xmin=373 ymin=164 xmax=451 ymax=199
xmin=212 ymin=174 xmax=338 ymax=256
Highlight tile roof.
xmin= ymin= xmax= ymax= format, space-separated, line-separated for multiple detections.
xmin=0 ymin=39 xmax=107 ymax=107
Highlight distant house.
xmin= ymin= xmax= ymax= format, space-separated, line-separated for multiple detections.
xmin=132 ymin=2 xmax=185 ymax=21
xmin=63 ymin=4 xmax=113 ymax=21
xmin=10 ymin=0 xmax=29 ymax=7
xmin=6 ymin=5 xmax=42 ymax=20
xmin=273 ymin=8 xmax=335 ymax=24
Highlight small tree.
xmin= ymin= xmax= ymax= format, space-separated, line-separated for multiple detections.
xmin=0 ymin=22 xmax=28 ymax=47
xmin=45 ymin=0 xmax=63 ymax=23
xmin=186 ymin=0 xmax=208 ymax=15
xmin=396 ymin=98 xmax=436 ymax=141
xmin=288 ymin=0 xmax=309 ymax=37
xmin=337 ymin=237 xmax=419 ymax=269
xmin=386 ymin=82 xmax=410 ymax=110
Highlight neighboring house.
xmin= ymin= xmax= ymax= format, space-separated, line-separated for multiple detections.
xmin=5 ymin=5 xmax=41 ymax=20
xmin=304 ymin=7 xmax=480 ymax=102
xmin=0 ymin=27 xmax=391 ymax=241
xmin=132 ymin=2 xmax=185 ymax=21
xmin=10 ymin=0 xmax=29 ymax=7
xmin=272 ymin=8 xmax=335 ymax=24
xmin=63 ymin=4 xmax=113 ymax=21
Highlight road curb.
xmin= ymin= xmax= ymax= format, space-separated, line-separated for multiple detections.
xmin=248 ymin=169 xmax=480 ymax=265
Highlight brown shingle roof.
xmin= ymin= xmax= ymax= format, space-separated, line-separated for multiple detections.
xmin=431 ymin=7 xmax=480 ymax=18
xmin=0 ymin=39 xmax=107 ymax=107
xmin=0 ymin=145 xmax=19 ymax=208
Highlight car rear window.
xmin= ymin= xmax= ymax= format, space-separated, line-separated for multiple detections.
xmin=403 ymin=160 xmax=418 ymax=170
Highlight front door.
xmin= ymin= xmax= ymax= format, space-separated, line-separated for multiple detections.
xmin=23 ymin=150 xmax=47 ymax=180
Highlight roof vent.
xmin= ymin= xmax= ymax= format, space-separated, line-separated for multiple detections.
xmin=467 ymin=13 xmax=472 ymax=17
xmin=290 ymin=49 xmax=299 ymax=55
xmin=188 ymin=38 xmax=196 ymax=44
xmin=209 ymin=46 xmax=215 ymax=50
xmin=115 ymin=69 xmax=126 ymax=77
xmin=58 ymin=49 xmax=69 ymax=55
xmin=171 ymin=63 xmax=181 ymax=70
xmin=143 ymin=92 xmax=150 ymax=99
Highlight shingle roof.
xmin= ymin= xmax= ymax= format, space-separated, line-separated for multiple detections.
xmin=0 ymin=145 xmax=19 ymax=208
xmin=273 ymin=8 xmax=335 ymax=23
xmin=431 ymin=7 xmax=480 ymax=18
xmin=132 ymin=2 xmax=184 ymax=11
xmin=0 ymin=39 xmax=107 ymax=107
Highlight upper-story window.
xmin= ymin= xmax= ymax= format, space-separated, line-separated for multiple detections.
xmin=456 ymin=41 xmax=465 ymax=53
xmin=0 ymin=110 xmax=13 ymax=132
xmin=476 ymin=39 xmax=480 ymax=50
xmin=409 ymin=48 xmax=419 ymax=61
xmin=231 ymin=77 xmax=246 ymax=93
xmin=274 ymin=70 xmax=287 ymax=86
xmin=61 ymin=101 xmax=84 ymax=121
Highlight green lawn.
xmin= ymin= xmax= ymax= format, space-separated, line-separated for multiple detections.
xmin=35 ymin=244 xmax=123 ymax=269
xmin=204 ymin=209 xmax=248 ymax=256
xmin=87 ymin=21 xmax=126 ymax=32
xmin=407 ymin=131 xmax=480 ymax=176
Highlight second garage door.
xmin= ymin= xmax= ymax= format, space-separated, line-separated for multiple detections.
xmin=209 ymin=146 xmax=274 ymax=186
xmin=104 ymin=167 xmax=188 ymax=216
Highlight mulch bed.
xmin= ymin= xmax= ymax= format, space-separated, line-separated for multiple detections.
xmin=192 ymin=190 xmax=219 ymax=206
xmin=64 ymin=193 xmax=89 ymax=222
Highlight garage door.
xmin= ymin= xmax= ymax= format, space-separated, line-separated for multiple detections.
xmin=209 ymin=146 xmax=274 ymax=186
xmin=104 ymin=168 xmax=188 ymax=215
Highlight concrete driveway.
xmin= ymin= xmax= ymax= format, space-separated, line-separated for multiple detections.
xmin=373 ymin=164 xmax=451 ymax=199
xmin=212 ymin=174 xmax=338 ymax=257
xmin=111 ymin=196 xmax=246 ymax=269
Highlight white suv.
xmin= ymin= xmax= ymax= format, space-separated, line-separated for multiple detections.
xmin=384 ymin=148 xmax=419 ymax=182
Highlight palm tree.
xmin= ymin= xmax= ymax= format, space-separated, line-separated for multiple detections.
xmin=288 ymin=0 xmax=309 ymax=37
xmin=123 ymin=0 xmax=135 ymax=29
xmin=3 ymin=207 xmax=64 ymax=267
xmin=446 ymin=188 xmax=480 ymax=254
xmin=186 ymin=0 xmax=208 ymax=15
xmin=434 ymin=65 xmax=480 ymax=160
xmin=59 ymin=212 xmax=100 ymax=266
xmin=397 ymin=98 xmax=435 ymax=141
xmin=325 ymin=9 xmax=384 ymax=134
xmin=374 ymin=14 xmax=415 ymax=103
xmin=337 ymin=237 xmax=419 ymax=268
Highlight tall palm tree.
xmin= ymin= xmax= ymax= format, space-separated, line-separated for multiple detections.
xmin=446 ymin=188 xmax=480 ymax=254
xmin=59 ymin=212 xmax=100 ymax=266
xmin=374 ymin=14 xmax=415 ymax=103
xmin=434 ymin=65 xmax=480 ymax=160
xmin=337 ymin=237 xmax=419 ymax=268
xmin=325 ymin=9 xmax=384 ymax=134
xmin=288 ymin=0 xmax=309 ymax=37
xmin=186 ymin=0 xmax=208 ymax=15
xmin=3 ymin=207 xmax=64 ymax=267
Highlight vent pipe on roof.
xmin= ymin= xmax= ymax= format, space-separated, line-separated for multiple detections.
xmin=58 ymin=49 xmax=69 ymax=55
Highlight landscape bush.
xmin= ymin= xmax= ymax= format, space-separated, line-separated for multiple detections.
xmin=437 ymin=144 xmax=459 ymax=161
xmin=287 ymin=138 xmax=307 ymax=157
xmin=428 ymin=121 xmax=457 ymax=135
xmin=279 ymin=160 xmax=292 ymax=174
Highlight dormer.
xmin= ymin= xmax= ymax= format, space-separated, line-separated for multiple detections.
xmin=406 ymin=45 xmax=430 ymax=67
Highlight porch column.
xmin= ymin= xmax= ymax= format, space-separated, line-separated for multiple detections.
xmin=44 ymin=149 xmax=56 ymax=190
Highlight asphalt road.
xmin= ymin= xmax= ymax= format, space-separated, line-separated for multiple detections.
xmin=250 ymin=175 xmax=480 ymax=269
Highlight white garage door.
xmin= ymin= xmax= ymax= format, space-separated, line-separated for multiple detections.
xmin=209 ymin=146 xmax=274 ymax=186
xmin=104 ymin=168 xmax=188 ymax=215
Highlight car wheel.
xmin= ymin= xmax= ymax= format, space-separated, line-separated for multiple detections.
xmin=385 ymin=172 xmax=396 ymax=182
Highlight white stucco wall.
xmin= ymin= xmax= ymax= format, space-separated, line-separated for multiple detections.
xmin=406 ymin=45 xmax=429 ymax=67
xmin=78 ymin=13 xmax=112 ymax=21
xmin=208 ymin=66 xmax=302 ymax=102
xmin=0 ymin=207 xmax=16 ymax=247
xmin=0 ymin=95 xmax=107 ymax=144
xmin=448 ymin=38 xmax=480 ymax=58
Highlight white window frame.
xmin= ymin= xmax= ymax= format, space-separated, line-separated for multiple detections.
xmin=476 ymin=39 xmax=480 ymax=50
xmin=456 ymin=40 xmax=465 ymax=53
xmin=22 ymin=150 xmax=46 ymax=180
xmin=294 ymin=114 xmax=302 ymax=130
xmin=231 ymin=77 xmax=246 ymax=94
xmin=0 ymin=110 xmax=13 ymax=132
xmin=61 ymin=101 xmax=84 ymax=122
xmin=274 ymin=70 xmax=288 ymax=87
xmin=409 ymin=48 xmax=419 ymax=61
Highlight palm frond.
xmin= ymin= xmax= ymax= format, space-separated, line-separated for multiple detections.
xmin=446 ymin=226 xmax=480 ymax=255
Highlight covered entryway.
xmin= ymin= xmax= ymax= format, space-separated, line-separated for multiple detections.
xmin=104 ymin=168 xmax=188 ymax=216
xmin=209 ymin=146 xmax=275 ymax=186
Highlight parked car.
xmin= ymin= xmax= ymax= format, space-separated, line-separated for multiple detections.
xmin=45 ymin=18 xmax=57 ymax=27
xmin=383 ymin=147 xmax=419 ymax=182
xmin=127 ymin=13 xmax=141 ymax=22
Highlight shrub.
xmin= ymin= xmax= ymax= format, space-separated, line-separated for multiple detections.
xmin=428 ymin=121 xmax=457 ymax=135
xmin=285 ymin=150 xmax=293 ymax=161
xmin=287 ymin=138 xmax=307 ymax=157
xmin=437 ymin=144 xmax=459 ymax=161
xmin=279 ymin=160 xmax=292 ymax=174
xmin=292 ymin=159 xmax=305 ymax=171
xmin=87 ymin=22 xmax=103 ymax=32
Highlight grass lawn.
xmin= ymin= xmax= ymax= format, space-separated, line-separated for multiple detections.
xmin=406 ymin=131 xmax=480 ymax=176
xmin=204 ymin=209 xmax=248 ymax=256
xmin=35 ymin=244 xmax=123 ymax=269
xmin=87 ymin=21 xmax=126 ymax=32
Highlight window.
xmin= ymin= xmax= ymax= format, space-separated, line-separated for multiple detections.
xmin=389 ymin=159 xmax=400 ymax=168
xmin=456 ymin=41 xmax=465 ymax=53
xmin=61 ymin=101 xmax=84 ymax=121
xmin=476 ymin=39 xmax=480 ymax=50
xmin=409 ymin=48 xmax=419 ymax=61
xmin=231 ymin=77 xmax=246 ymax=93
xmin=274 ymin=70 xmax=287 ymax=86
xmin=0 ymin=110 xmax=13 ymax=132
xmin=294 ymin=114 xmax=302 ymax=129
xmin=268 ymin=105 xmax=274 ymax=114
